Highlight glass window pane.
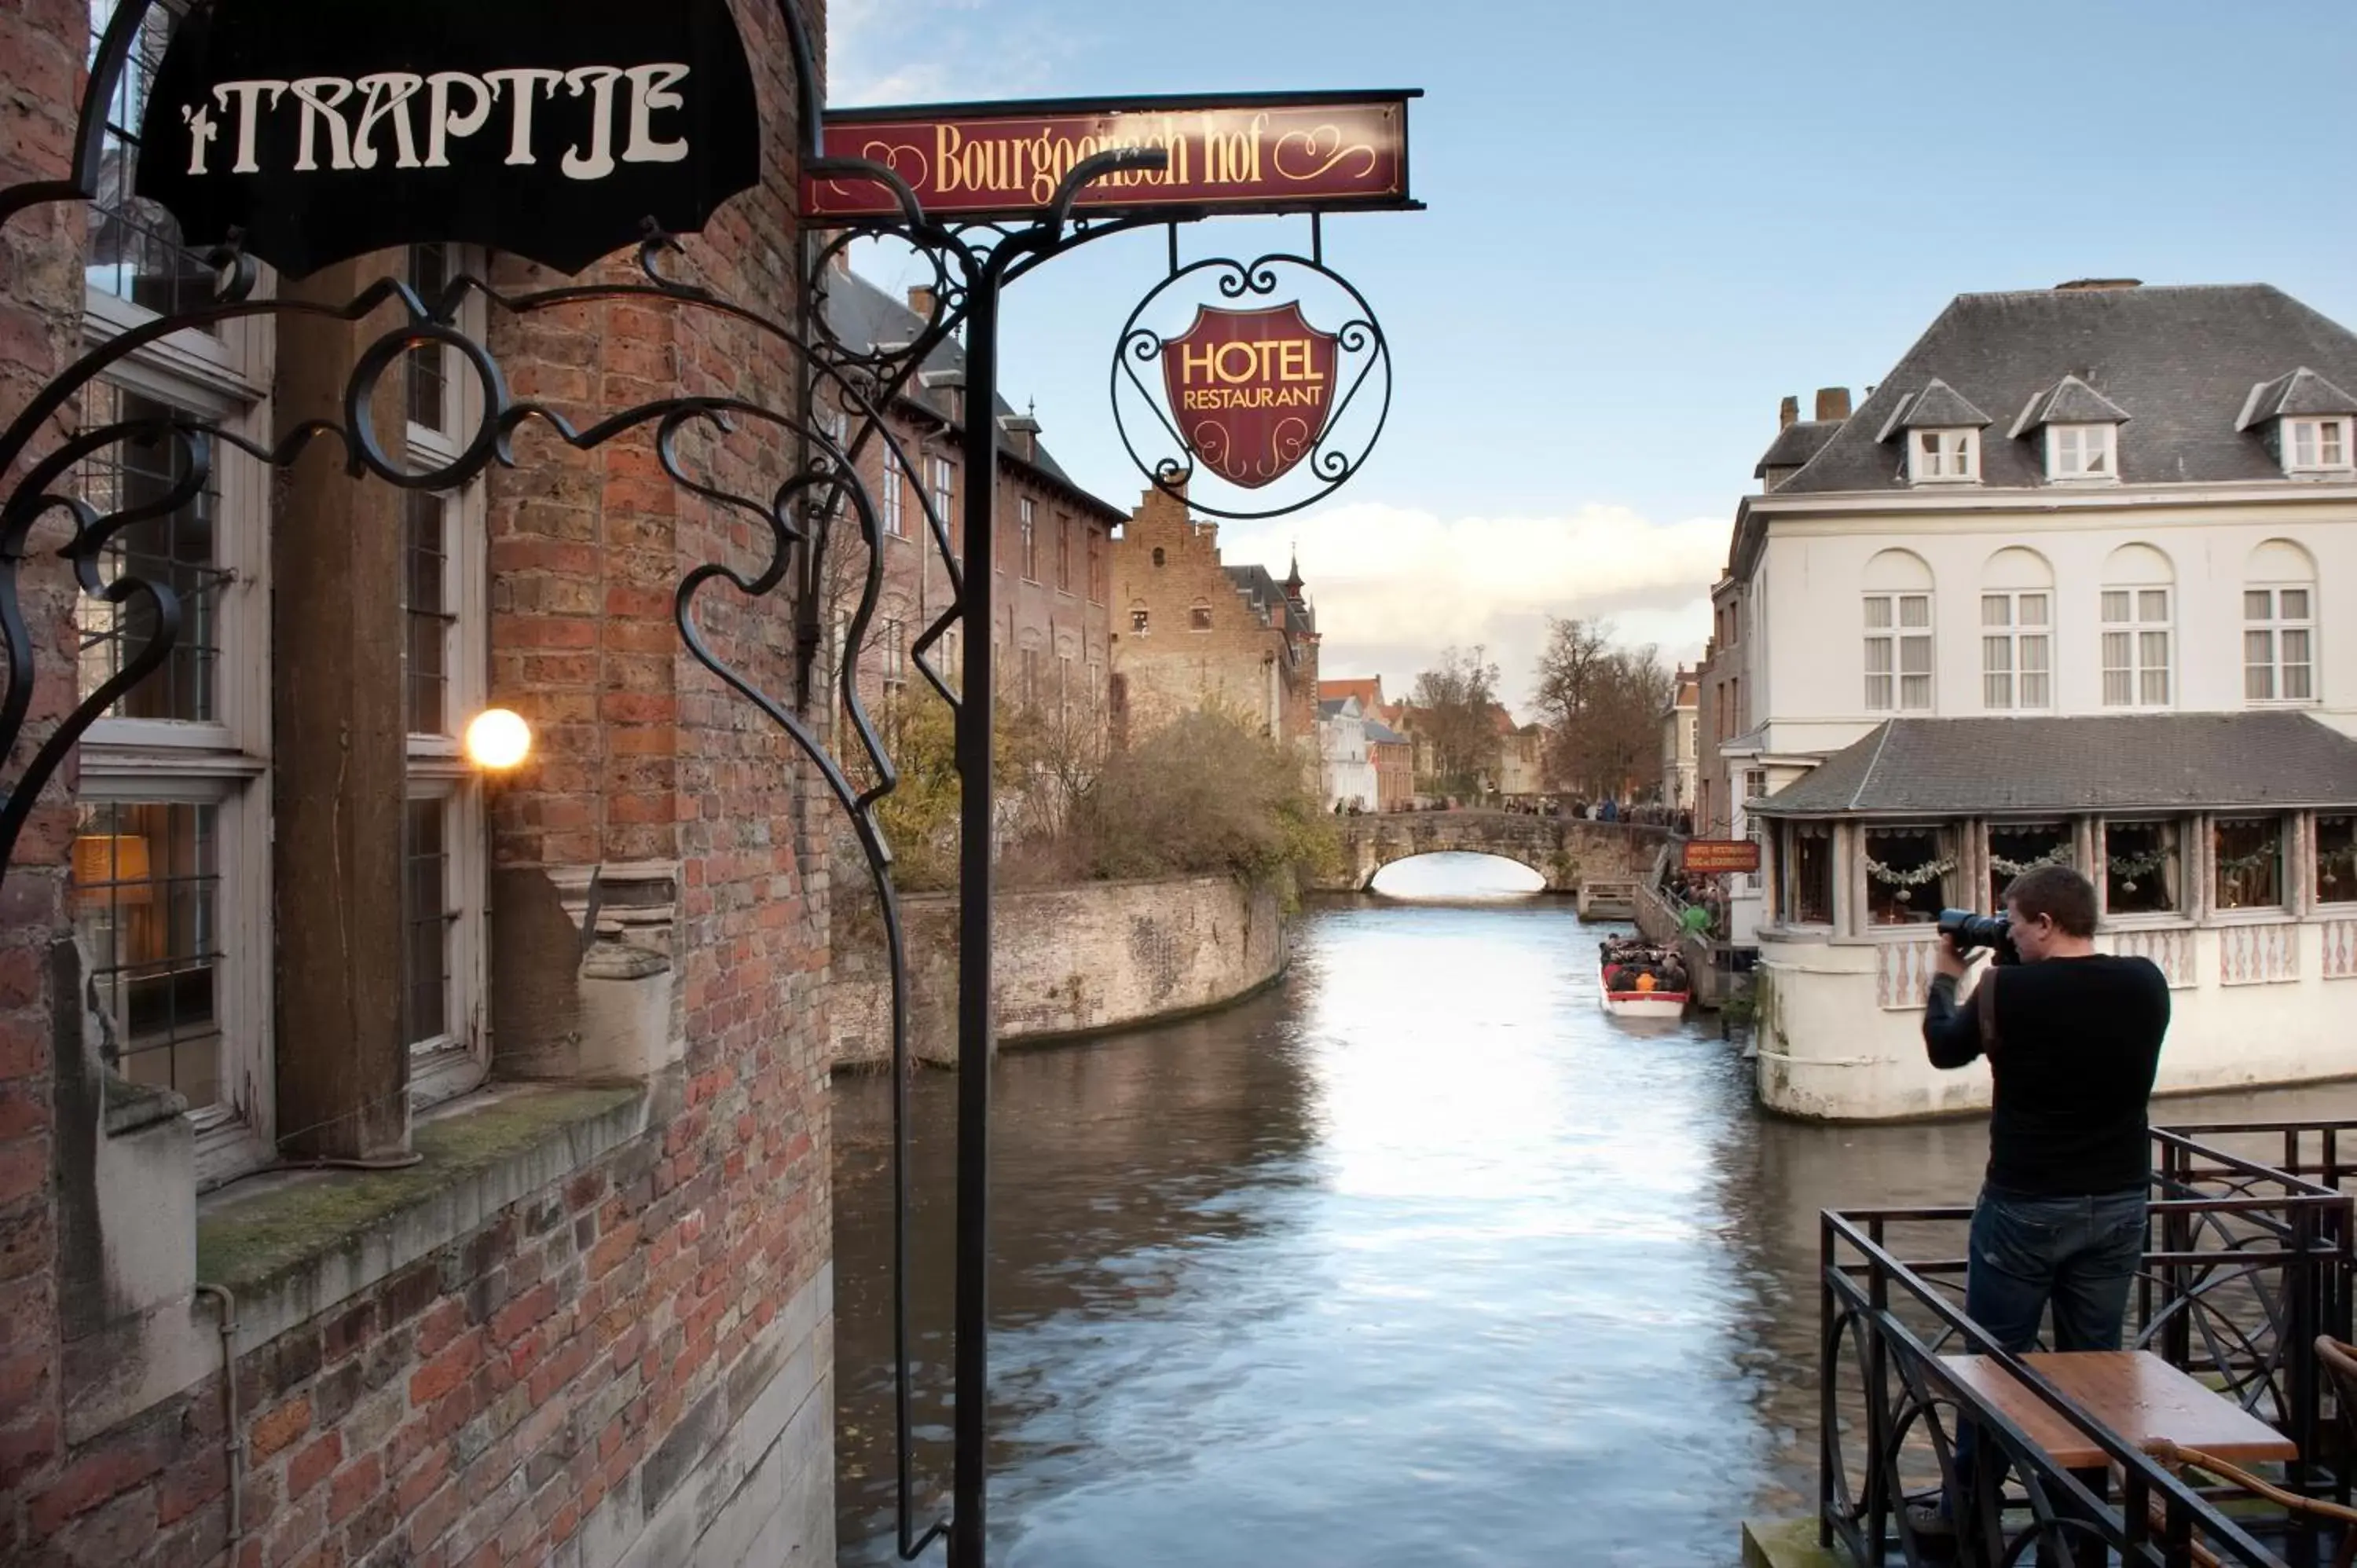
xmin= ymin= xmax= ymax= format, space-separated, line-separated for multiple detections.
xmin=2085 ymin=437 xmax=2108 ymax=474
xmin=2283 ymin=589 xmax=2311 ymax=621
xmin=2022 ymin=671 xmax=2051 ymax=708
xmin=1864 ymin=639 xmax=1893 ymax=675
xmin=406 ymin=244 xmax=452 ymax=434
xmin=1864 ymin=596 xmax=1893 ymax=629
xmin=2021 ymin=635 xmax=2050 ymax=675
xmin=74 ymin=385 xmax=225 ymax=722
xmin=1983 ymin=635 xmax=2013 ymax=675
xmin=1984 ymin=671 xmax=2012 ymax=709
xmin=2319 ymin=815 xmax=2357 ymax=903
xmin=1899 ymin=595 xmax=1930 ymax=628
xmin=2020 ymin=594 xmax=2048 ymax=627
xmin=1900 ymin=636 xmax=1932 ymax=676
xmin=2102 ymin=820 xmax=2179 ymax=914
xmin=405 ymin=799 xmax=452 ymax=1050
xmin=404 ymin=491 xmax=451 ymax=736
xmin=2102 ymin=590 xmax=2131 ymax=623
xmin=1981 ymin=595 xmax=2011 ymax=628
xmin=2212 ymin=817 xmax=2283 ymax=910
xmin=1901 ymin=675 xmax=1932 ymax=709
xmin=2139 ymin=590 xmax=2169 ymax=624
xmin=2246 ymin=590 xmax=2275 ymax=621
xmin=86 ymin=3 xmax=220 ymax=324
xmin=2247 ymin=662 xmax=2275 ymax=702
xmin=73 ymin=801 xmax=222 ymax=1111
xmin=1864 ymin=825 xmax=1945 ymax=926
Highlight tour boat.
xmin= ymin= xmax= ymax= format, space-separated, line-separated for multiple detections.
xmin=1599 ymin=939 xmax=1692 ymax=1020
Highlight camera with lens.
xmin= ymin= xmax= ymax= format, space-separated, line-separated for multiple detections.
xmin=1937 ymin=908 xmax=2020 ymax=965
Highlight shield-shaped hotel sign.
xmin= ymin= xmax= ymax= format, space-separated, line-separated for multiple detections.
xmin=1160 ymin=303 xmax=1339 ymax=489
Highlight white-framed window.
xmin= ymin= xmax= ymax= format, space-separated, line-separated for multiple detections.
xmin=1909 ymin=429 xmax=1978 ymax=483
xmin=2100 ymin=587 xmax=2172 ymax=708
xmin=1981 ymin=591 xmax=2052 ymax=710
xmin=1864 ymin=592 xmax=1934 ymax=711
xmin=881 ymin=448 xmax=906 ymax=537
xmin=926 ymin=454 xmax=952 ymax=532
xmin=71 ymin=5 xmax=275 ymax=1185
xmin=401 ymin=244 xmax=492 ymax=1111
xmin=2046 ymin=424 xmax=2116 ymax=481
xmin=881 ymin=617 xmax=907 ymax=686
xmin=2245 ymin=585 xmax=2315 ymax=703
xmin=2286 ymin=417 xmax=2352 ymax=475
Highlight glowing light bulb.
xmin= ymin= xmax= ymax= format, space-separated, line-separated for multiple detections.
xmin=464 ymin=709 xmax=533 ymax=771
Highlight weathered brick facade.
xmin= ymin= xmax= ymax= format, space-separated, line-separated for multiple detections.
xmin=817 ymin=267 xmax=1121 ymax=735
xmin=1109 ymin=485 xmax=1320 ymax=745
xmin=0 ymin=2 xmax=838 ymax=1565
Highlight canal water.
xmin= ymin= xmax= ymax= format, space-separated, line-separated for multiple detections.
xmin=830 ymin=854 xmax=2357 ymax=1566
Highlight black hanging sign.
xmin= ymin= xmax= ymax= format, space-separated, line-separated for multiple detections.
xmin=134 ymin=0 xmax=762 ymax=277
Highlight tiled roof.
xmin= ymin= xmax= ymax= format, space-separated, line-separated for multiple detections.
xmin=2237 ymin=367 xmax=2357 ymax=430
xmin=1754 ymin=419 xmax=1842 ymax=479
xmin=1780 ymin=284 xmax=2357 ymax=493
xmin=1874 ymin=377 xmax=1993 ymax=442
xmin=819 ymin=268 xmax=1123 ymax=518
xmin=1753 ymin=713 xmax=2357 ymax=817
xmin=1320 ymin=677 xmax=1384 ymax=709
xmin=2008 ymin=374 xmax=2132 ymax=438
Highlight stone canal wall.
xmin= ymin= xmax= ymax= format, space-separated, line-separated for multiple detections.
xmin=830 ymin=876 xmax=1290 ymax=1068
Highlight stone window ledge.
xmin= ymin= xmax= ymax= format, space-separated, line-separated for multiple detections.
xmin=196 ymin=1082 xmax=649 ymax=1357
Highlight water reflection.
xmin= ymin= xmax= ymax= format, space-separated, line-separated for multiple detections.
xmin=833 ymin=871 xmax=2357 ymax=1563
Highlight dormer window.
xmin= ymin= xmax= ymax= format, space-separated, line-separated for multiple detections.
xmin=2237 ymin=368 xmax=2357 ymax=478
xmin=2047 ymin=424 xmax=2115 ymax=480
xmin=1879 ymin=377 xmax=1992 ymax=487
xmin=1912 ymin=429 xmax=1978 ymax=483
xmin=2288 ymin=417 xmax=2352 ymax=474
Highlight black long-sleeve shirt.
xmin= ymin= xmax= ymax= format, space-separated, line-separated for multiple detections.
xmin=1923 ymin=954 xmax=2171 ymax=1196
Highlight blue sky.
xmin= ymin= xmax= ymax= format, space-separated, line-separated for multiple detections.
xmin=830 ymin=0 xmax=2357 ymax=708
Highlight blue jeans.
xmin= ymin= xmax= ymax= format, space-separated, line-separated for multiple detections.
xmin=1946 ymin=1186 xmax=2149 ymax=1542
xmin=1965 ymin=1185 xmax=2150 ymax=1355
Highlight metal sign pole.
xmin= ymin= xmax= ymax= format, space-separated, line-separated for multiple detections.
xmin=951 ymin=258 xmax=1003 ymax=1568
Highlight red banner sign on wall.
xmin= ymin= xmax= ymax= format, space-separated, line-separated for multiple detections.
xmin=803 ymin=92 xmax=1415 ymax=221
xmin=1681 ymin=840 xmax=1762 ymax=874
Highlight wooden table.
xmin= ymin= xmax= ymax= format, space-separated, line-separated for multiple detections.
xmin=1936 ymin=1350 xmax=2297 ymax=1469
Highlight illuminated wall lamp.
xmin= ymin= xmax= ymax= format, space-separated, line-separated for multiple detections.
xmin=464 ymin=709 xmax=533 ymax=773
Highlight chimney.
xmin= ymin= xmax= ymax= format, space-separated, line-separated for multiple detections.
xmin=1778 ymin=395 xmax=1799 ymax=430
xmin=1815 ymin=387 xmax=1853 ymax=423
xmin=907 ymin=284 xmax=937 ymax=318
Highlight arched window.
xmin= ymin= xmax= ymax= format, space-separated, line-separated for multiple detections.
xmin=1151 ymin=546 xmax=1167 ymax=568
xmin=1189 ymin=599 xmax=1213 ymax=631
xmin=2245 ymin=539 xmax=2318 ymax=704
xmin=1862 ymin=549 xmax=1934 ymax=713
xmin=1128 ymin=600 xmax=1150 ymax=636
xmin=1980 ymin=548 xmax=2055 ymax=710
xmin=2100 ymin=544 xmax=2174 ymax=709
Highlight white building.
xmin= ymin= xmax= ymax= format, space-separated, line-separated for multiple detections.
xmin=1318 ymin=695 xmax=1378 ymax=811
xmin=1706 ymin=280 xmax=2357 ymax=1119
xmin=1660 ymin=669 xmax=1699 ymax=811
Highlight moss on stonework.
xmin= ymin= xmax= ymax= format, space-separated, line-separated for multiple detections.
xmin=196 ymin=1085 xmax=643 ymax=1295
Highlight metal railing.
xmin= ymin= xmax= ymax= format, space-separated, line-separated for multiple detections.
xmin=1821 ymin=1129 xmax=2353 ymax=1565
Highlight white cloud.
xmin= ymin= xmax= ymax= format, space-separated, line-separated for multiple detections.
xmin=1214 ymin=502 xmax=1725 ymax=715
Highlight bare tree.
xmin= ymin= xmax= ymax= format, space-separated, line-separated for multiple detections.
xmin=1409 ymin=646 xmax=1503 ymax=797
xmin=1533 ymin=617 xmax=1673 ymax=799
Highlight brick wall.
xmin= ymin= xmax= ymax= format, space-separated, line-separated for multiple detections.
xmin=0 ymin=0 xmax=100 ymax=1550
xmin=1 ymin=0 xmax=840 ymax=1563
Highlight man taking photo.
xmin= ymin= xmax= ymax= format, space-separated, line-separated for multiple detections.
xmin=1911 ymin=863 xmax=2169 ymax=1545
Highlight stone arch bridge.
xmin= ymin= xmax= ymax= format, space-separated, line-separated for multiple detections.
xmin=1311 ymin=811 xmax=1670 ymax=895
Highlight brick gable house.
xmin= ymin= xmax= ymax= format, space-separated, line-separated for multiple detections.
xmin=0 ymin=2 xmax=838 ymax=1563
xmin=1110 ymin=485 xmax=1321 ymax=748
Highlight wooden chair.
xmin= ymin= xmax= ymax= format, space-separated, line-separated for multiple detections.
xmin=2318 ymin=1335 xmax=2357 ymax=1459
xmin=2138 ymin=1439 xmax=2357 ymax=1568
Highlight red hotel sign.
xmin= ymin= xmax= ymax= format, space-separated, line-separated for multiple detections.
xmin=1162 ymin=303 xmax=1338 ymax=489
xmin=803 ymin=91 xmax=1415 ymax=221
xmin=1681 ymin=840 xmax=1761 ymax=874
